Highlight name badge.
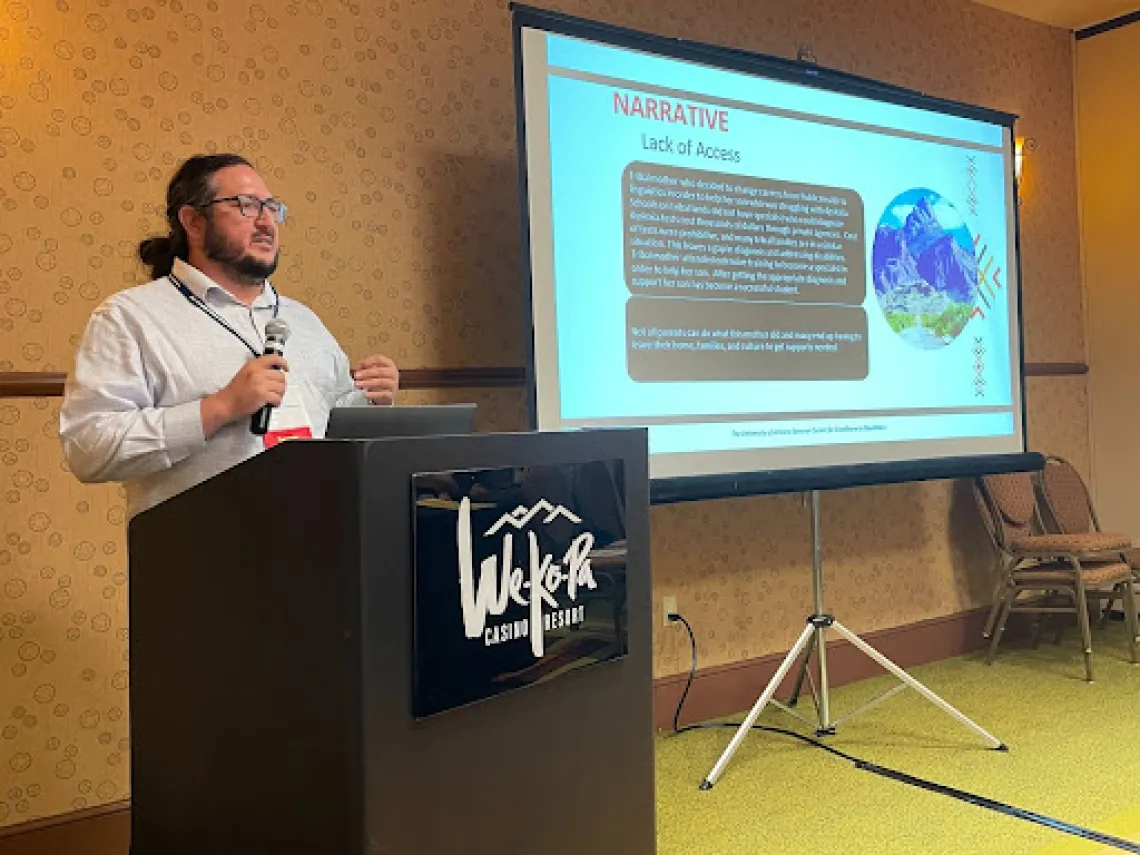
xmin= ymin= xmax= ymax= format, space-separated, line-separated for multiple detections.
xmin=263 ymin=380 xmax=313 ymax=448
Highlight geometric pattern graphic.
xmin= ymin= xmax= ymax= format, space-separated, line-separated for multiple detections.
xmin=973 ymin=336 xmax=987 ymax=397
xmin=965 ymin=155 xmax=979 ymax=217
xmin=0 ymin=0 xmax=1088 ymax=827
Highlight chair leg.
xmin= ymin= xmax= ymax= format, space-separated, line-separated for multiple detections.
xmin=1122 ymin=580 xmax=1139 ymax=665
xmin=1073 ymin=572 xmax=1094 ymax=682
xmin=986 ymin=588 xmax=1016 ymax=665
xmin=1042 ymin=591 xmax=1065 ymax=644
xmin=983 ymin=564 xmax=1009 ymax=639
xmin=1099 ymin=594 xmax=1118 ymax=630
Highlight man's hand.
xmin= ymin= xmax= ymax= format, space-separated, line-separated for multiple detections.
xmin=201 ymin=355 xmax=289 ymax=438
xmin=352 ymin=354 xmax=399 ymax=405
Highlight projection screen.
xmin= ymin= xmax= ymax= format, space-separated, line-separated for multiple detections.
xmin=512 ymin=6 xmax=1037 ymax=501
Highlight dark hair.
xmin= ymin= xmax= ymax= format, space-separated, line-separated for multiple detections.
xmin=138 ymin=153 xmax=252 ymax=279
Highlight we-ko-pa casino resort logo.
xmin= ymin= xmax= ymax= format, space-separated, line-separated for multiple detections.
xmin=457 ymin=498 xmax=596 ymax=658
xmin=412 ymin=462 xmax=629 ymax=718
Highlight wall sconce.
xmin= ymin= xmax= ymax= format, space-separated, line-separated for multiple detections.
xmin=1014 ymin=136 xmax=1036 ymax=204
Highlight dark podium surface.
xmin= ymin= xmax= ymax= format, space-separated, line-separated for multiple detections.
xmin=127 ymin=430 xmax=653 ymax=855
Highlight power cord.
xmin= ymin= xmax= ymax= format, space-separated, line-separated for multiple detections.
xmin=664 ymin=611 xmax=1140 ymax=853
xmin=667 ymin=612 xmax=859 ymax=762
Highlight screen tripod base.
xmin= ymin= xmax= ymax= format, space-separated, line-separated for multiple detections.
xmin=699 ymin=611 xmax=1007 ymax=790
xmin=699 ymin=491 xmax=1006 ymax=791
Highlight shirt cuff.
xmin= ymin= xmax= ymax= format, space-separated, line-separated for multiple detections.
xmin=162 ymin=400 xmax=208 ymax=463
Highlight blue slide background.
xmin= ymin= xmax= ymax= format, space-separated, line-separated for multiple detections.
xmin=540 ymin=36 xmax=1016 ymax=427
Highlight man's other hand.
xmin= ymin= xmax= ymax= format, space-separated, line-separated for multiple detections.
xmin=352 ymin=354 xmax=399 ymax=405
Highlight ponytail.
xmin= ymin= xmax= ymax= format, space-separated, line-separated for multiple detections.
xmin=137 ymin=235 xmax=182 ymax=279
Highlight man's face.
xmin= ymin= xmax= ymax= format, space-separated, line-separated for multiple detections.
xmin=200 ymin=165 xmax=281 ymax=280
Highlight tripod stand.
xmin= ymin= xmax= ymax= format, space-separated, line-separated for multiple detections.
xmin=700 ymin=490 xmax=1006 ymax=790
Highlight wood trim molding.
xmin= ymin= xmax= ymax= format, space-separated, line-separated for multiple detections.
xmin=0 ymin=367 xmax=527 ymax=399
xmin=1023 ymin=362 xmax=1088 ymax=377
xmin=0 ymin=801 xmax=129 ymax=855
xmin=0 ymin=372 xmax=67 ymax=398
xmin=653 ymin=606 xmax=992 ymax=731
xmin=0 ymin=801 xmax=129 ymax=841
xmin=400 ymin=366 xmax=526 ymax=389
xmin=0 ymin=363 xmax=1089 ymax=398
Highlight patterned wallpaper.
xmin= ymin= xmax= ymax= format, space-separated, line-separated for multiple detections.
xmin=0 ymin=0 xmax=1085 ymax=827
xmin=0 ymin=399 xmax=129 ymax=825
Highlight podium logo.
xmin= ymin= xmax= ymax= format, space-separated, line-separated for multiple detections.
xmin=457 ymin=497 xmax=597 ymax=658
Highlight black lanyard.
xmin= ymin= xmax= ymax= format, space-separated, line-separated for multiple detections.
xmin=169 ymin=274 xmax=280 ymax=358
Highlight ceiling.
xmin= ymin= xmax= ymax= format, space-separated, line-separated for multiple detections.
xmin=973 ymin=0 xmax=1140 ymax=30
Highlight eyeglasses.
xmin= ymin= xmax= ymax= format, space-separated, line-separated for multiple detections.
xmin=202 ymin=194 xmax=288 ymax=223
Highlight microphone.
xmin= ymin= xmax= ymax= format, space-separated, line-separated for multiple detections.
xmin=250 ymin=318 xmax=290 ymax=436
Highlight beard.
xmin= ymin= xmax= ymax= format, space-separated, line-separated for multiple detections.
xmin=203 ymin=219 xmax=279 ymax=281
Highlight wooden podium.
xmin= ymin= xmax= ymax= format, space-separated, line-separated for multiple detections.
xmin=127 ymin=429 xmax=653 ymax=854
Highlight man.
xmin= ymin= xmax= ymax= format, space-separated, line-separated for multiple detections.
xmin=60 ymin=153 xmax=399 ymax=517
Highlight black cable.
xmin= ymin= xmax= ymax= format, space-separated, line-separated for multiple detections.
xmin=665 ymin=611 xmax=1140 ymax=853
xmin=859 ymin=761 xmax=1140 ymax=852
xmin=668 ymin=613 xmax=860 ymax=763
xmin=669 ymin=613 xmax=698 ymax=736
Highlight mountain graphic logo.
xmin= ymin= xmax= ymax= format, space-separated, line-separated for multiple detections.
xmin=484 ymin=500 xmax=583 ymax=537
xmin=872 ymin=187 xmax=979 ymax=351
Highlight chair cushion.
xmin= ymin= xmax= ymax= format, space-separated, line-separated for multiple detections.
xmin=1041 ymin=461 xmax=1096 ymax=534
xmin=1013 ymin=559 xmax=1132 ymax=587
xmin=985 ymin=473 xmax=1036 ymax=526
xmin=1009 ymin=532 xmax=1131 ymax=554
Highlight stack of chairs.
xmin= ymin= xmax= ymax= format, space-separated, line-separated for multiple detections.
xmin=973 ymin=456 xmax=1139 ymax=681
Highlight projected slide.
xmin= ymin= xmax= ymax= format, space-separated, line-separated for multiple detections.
xmin=519 ymin=28 xmax=1023 ymax=480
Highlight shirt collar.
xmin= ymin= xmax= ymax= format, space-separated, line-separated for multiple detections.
xmin=171 ymin=257 xmax=277 ymax=310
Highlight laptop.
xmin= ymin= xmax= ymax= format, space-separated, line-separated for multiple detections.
xmin=325 ymin=404 xmax=477 ymax=439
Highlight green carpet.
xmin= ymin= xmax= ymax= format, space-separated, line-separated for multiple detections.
xmin=655 ymin=622 xmax=1140 ymax=854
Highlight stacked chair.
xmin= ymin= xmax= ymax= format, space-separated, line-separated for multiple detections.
xmin=973 ymin=456 xmax=1139 ymax=681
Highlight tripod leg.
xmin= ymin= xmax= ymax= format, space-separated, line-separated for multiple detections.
xmin=701 ymin=621 xmax=817 ymax=790
xmin=828 ymin=620 xmax=1005 ymax=750
xmin=982 ymin=558 xmax=1011 ymax=639
xmin=787 ymin=629 xmax=817 ymax=707
xmin=814 ymin=623 xmax=832 ymax=734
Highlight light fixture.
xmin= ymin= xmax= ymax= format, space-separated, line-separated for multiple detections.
xmin=1014 ymin=137 xmax=1036 ymax=202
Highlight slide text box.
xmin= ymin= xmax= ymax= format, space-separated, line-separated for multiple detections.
xmin=627 ymin=296 xmax=868 ymax=382
xmin=623 ymin=162 xmax=865 ymax=305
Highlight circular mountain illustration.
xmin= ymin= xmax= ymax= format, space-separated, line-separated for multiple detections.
xmin=872 ymin=189 xmax=978 ymax=349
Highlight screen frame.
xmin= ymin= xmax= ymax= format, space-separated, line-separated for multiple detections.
xmin=511 ymin=3 xmax=1037 ymax=503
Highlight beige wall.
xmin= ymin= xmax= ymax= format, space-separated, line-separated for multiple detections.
xmin=0 ymin=0 xmax=1085 ymax=826
xmin=1077 ymin=24 xmax=1140 ymax=539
